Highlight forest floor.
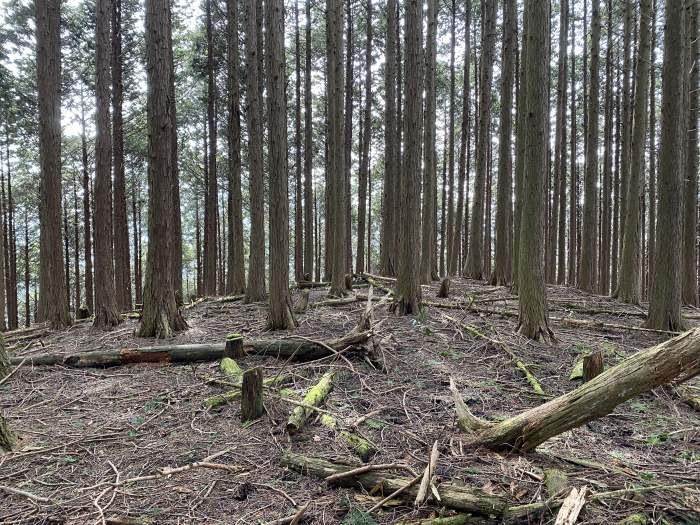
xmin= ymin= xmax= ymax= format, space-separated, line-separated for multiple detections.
xmin=1 ymin=277 xmax=698 ymax=524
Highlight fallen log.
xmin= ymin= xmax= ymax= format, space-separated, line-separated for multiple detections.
xmin=281 ymin=452 xmax=508 ymax=516
xmin=319 ymin=414 xmax=377 ymax=462
xmin=10 ymin=330 xmax=373 ymax=368
xmin=287 ymin=371 xmax=335 ymax=433
xmin=467 ymin=327 xmax=700 ymax=452
xmin=297 ymin=280 xmax=330 ymax=289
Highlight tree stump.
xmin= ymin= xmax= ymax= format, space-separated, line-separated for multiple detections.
xmin=437 ymin=278 xmax=450 ymax=298
xmin=0 ymin=415 xmax=14 ymax=452
xmin=344 ymin=274 xmax=354 ymax=291
xmin=583 ymin=351 xmax=604 ymax=382
xmin=76 ymin=304 xmax=91 ymax=320
xmin=293 ymin=289 xmax=310 ymax=313
xmin=224 ymin=333 xmax=245 ymax=359
xmin=240 ymin=367 xmax=264 ymax=422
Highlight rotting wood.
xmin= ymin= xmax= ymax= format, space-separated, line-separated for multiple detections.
xmin=0 ymin=335 xmax=9 ymax=379
xmin=415 ymin=441 xmax=440 ymax=506
xmin=437 ymin=278 xmax=451 ymax=298
xmin=293 ymin=289 xmax=310 ymax=313
xmin=449 ymin=377 xmax=489 ymax=432
xmin=467 ymin=328 xmax=700 ymax=451
xmin=0 ymin=414 xmax=15 ymax=452
xmin=297 ymin=280 xmax=330 ymax=289
xmin=240 ymin=367 xmax=264 ymax=421
xmin=225 ymin=333 xmax=245 ymax=358
xmin=11 ymin=330 xmax=372 ymax=368
xmin=319 ymin=413 xmax=377 ymax=461
xmin=583 ymin=351 xmax=604 ymax=382
xmin=281 ymin=452 xmax=508 ymax=515
xmin=394 ymin=515 xmax=477 ymax=525
xmin=554 ymin=486 xmax=588 ymax=525
xmin=287 ymin=371 xmax=335 ymax=433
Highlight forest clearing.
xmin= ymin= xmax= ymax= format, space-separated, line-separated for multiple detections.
xmin=0 ymin=277 xmax=698 ymax=523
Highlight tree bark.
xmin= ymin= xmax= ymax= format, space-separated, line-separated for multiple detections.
xmin=419 ymin=0 xmax=437 ymax=284
xmin=266 ymin=0 xmax=296 ymax=330
xmin=491 ymin=0 xmax=515 ymax=286
xmin=80 ymin=85 xmax=94 ymax=314
xmin=139 ymin=0 xmax=187 ymax=338
xmin=682 ymin=0 xmax=699 ymax=306
xmin=555 ymin=0 xmax=569 ymax=286
xmin=327 ymin=0 xmax=347 ymax=297
xmin=381 ymin=0 xmax=397 ymax=277
xmin=36 ymin=0 xmax=71 ymax=329
xmin=466 ymin=0 xmax=495 ymax=280
xmin=303 ymin=0 xmax=314 ymax=280
xmin=579 ymin=0 xmax=601 ymax=293
xmin=647 ymin=0 xmax=687 ymax=331
xmin=112 ymin=0 xmax=132 ymax=312
xmin=226 ymin=0 xmax=245 ymax=295
xmin=445 ymin=0 xmax=456 ymax=275
xmin=394 ymin=0 xmax=423 ymax=315
xmin=357 ymin=0 xmax=373 ymax=277
xmin=244 ymin=0 xmax=266 ymax=303
xmin=516 ymin=0 xmax=551 ymax=341
xmin=616 ymin=0 xmax=652 ymax=304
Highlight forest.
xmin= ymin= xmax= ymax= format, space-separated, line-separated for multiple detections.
xmin=0 ymin=0 xmax=699 ymax=522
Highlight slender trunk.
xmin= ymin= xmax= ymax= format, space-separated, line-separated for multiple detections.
xmin=598 ymin=0 xmax=613 ymax=295
xmin=112 ymin=0 xmax=132 ymax=312
xmin=23 ymin=216 xmax=29 ymax=328
xmin=579 ymin=0 xmax=601 ymax=293
xmin=381 ymin=0 xmax=397 ymax=277
xmin=343 ymin=0 xmax=353 ymax=274
xmin=303 ymin=0 xmax=314 ymax=279
xmin=491 ymin=0 xmax=515 ymax=286
xmin=445 ymin=0 xmax=456 ymax=275
xmin=357 ymin=0 xmax=373 ymax=276
xmin=617 ymin=0 xmax=652 ymax=304
xmin=647 ymin=0 xmax=657 ymax=294
xmin=556 ymin=0 xmax=569 ymax=285
xmin=204 ymin=0 xmax=218 ymax=296
xmin=80 ymin=86 xmax=93 ymax=314
xmin=567 ymin=1 xmax=577 ymax=285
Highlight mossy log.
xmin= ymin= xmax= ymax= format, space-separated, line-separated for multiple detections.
xmin=319 ymin=414 xmax=377 ymax=461
xmin=281 ymin=452 xmax=507 ymax=516
xmin=287 ymin=371 xmax=335 ymax=433
xmin=395 ymin=515 xmax=477 ymax=525
xmin=0 ymin=414 xmax=15 ymax=452
xmin=297 ymin=280 xmax=330 ymax=289
xmin=11 ymin=331 xmax=372 ymax=368
xmin=0 ymin=334 xmax=9 ymax=379
xmin=469 ymin=327 xmax=700 ymax=452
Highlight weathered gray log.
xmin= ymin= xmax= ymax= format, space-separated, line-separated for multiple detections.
xmin=470 ymin=327 xmax=700 ymax=451
xmin=10 ymin=331 xmax=372 ymax=368
xmin=240 ymin=367 xmax=264 ymax=421
xmin=281 ymin=452 xmax=507 ymax=516
xmin=297 ymin=281 xmax=330 ymax=289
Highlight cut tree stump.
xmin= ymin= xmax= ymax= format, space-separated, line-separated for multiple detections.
xmin=437 ymin=278 xmax=450 ymax=298
xmin=466 ymin=327 xmax=700 ymax=451
xmin=225 ymin=334 xmax=245 ymax=358
xmin=583 ymin=351 xmax=604 ymax=382
xmin=293 ymin=289 xmax=310 ymax=313
xmin=11 ymin=330 xmax=372 ymax=368
xmin=281 ymin=452 xmax=508 ymax=516
xmin=240 ymin=367 xmax=264 ymax=421
xmin=287 ymin=371 xmax=335 ymax=433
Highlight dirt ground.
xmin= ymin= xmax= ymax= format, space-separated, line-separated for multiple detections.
xmin=1 ymin=277 xmax=698 ymax=524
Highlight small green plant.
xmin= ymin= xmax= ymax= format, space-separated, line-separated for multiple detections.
xmin=364 ymin=418 xmax=386 ymax=430
xmin=645 ymin=432 xmax=669 ymax=446
xmin=341 ymin=507 xmax=378 ymax=525
xmin=143 ymin=396 xmax=165 ymax=413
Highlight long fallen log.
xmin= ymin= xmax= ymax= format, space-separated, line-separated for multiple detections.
xmin=281 ymin=452 xmax=507 ymax=516
xmin=287 ymin=372 xmax=335 ymax=433
xmin=10 ymin=331 xmax=372 ymax=368
xmin=465 ymin=327 xmax=700 ymax=452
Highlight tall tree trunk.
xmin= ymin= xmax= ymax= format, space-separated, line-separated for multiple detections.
xmin=395 ymin=0 xmax=422 ymax=314
xmin=303 ymin=0 xmax=314 ymax=279
xmin=646 ymin=0 xmax=687 ymax=331
xmin=612 ymin=55 xmax=621 ymax=293
xmin=450 ymin=2 xmax=471 ymax=277
xmin=445 ymin=0 xmax=456 ymax=275
xmin=0 ymin=162 xmax=6 ymax=331
xmin=343 ymin=0 xmax=354 ymax=274
xmin=139 ymin=0 xmax=187 ymax=338
xmin=169 ymin=7 xmax=183 ymax=303
xmin=357 ymin=0 xmax=373 ymax=276
xmin=617 ymin=0 xmax=652 ymax=304
xmin=579 ymin=0 xmax=601 ymax=293
xmin=381 ymin=0 xmax=397 ymax=277
xmin=512 ymin=15 xmax=527 ymax=291
xmin=491 ymin=0 xmax=515 ymax=286
xmin=226 ymin=0 xmax=245 ymax=295
xmin=132 ymin=181 xmax=142 ymax=305
xmin=36 ymin=0 xmax=70 ymax=329
xmin=112 ymin=0 xmax=132 ymax=312
xmin=567 ymin=1 xmax=577 ymax=286
xmin=93 ymin=0 xmax=120 ymax=329
xmin=72 ymin=174 xmax=80 ymax=313
xmin=619 ymin=0 xmax=634 ymax=249
xmin=24 ymin=216 xmax=29 ymax=328
xmin=647 ymin=0 xmax=657 ymax=295
xmin=244 ymin=0 xmax=267 ymax=302
xmin=80 ymin=85 xmax=94 ymax=314
xmin=466 ymin=0 xmax=496 ymax=280
xmin=204 ymin=0 xmax=219 ymax=296
xmin=517 ymin=0 xmax=551 ymax=341
xmin=419 ymin=0 xmax=437 ymax=284
xmin=63 ymin=199 xmax=70 ymax=310
xmin=597 ymin=0 xmax=614 ymax=295
xmin=327 ymin=0 xmax=347 ymax=297
xmin=266 ymin=0 xmax=296 ymax=329
xmin=555 ymin=0 xmax=569 ymax=285
xmin=292 ymin=0 xmax=304 ymax=283
xmin=682 ymin=0 xmax=699 ymax=306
